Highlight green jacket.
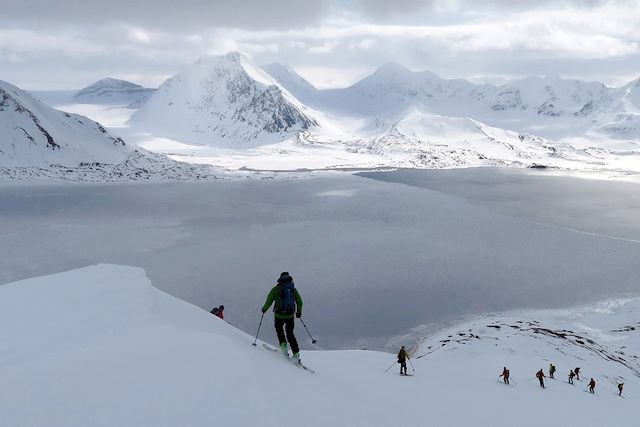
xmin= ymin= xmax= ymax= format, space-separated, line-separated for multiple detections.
xmin=262 ymin=285 xmax=303 ymax=320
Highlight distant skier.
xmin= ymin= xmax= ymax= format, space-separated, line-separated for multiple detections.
xmin=549 ymin=363 xmax=556 ymax=379
xmin=568 ymin=370 xmax=575 ymax=385
xmin=261 ymin=272 xmax=303 ymax=363
xmin=397 ymin=346 xmax=409 ymax=375
xmin=215 ymin=305 xmax=224 ymax=320
xmin=588 ymin=378 xmax=596 ymax=394
xmin=536 ymin=369 xmax=546 ymax=388
xmin=574 ymin=367 xmax=581 ymax=381
xmin=618 ymin=383 xmax=624 ymax=396
xmin=500 ymin=367 xmax=510 ymax=384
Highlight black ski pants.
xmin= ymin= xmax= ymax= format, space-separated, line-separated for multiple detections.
xmin=400 ymin=362 xmax=407 ymax=375
xmin=275 ymin=317 xmax=299 ymax=354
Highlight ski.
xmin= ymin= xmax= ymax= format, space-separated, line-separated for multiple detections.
xmin=261 ymin=343 xmax=315 ymax=373
xmin=263 ymin=342 xmax=280 ymax=353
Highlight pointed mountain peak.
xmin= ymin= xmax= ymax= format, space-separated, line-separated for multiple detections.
xmin=191 ymin=52 xmax=276 ymax=87
xmin=194 ymin=52 xmax=248 ymax=68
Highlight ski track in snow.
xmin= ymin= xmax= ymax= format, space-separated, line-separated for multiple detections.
xmin=522 ymin=219 xmax=640 ymax=245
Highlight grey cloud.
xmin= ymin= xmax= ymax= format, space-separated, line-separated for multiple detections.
xmin=0 ymin=0 xmax=329 ymax=30
xmin=354 ymin=0 xmax=612 ymax=19
xmin=1 ymin=0 xmax=638 ymax=90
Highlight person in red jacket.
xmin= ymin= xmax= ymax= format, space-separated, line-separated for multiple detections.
xmin=210 ymin=305 xmax=224 ymax=320
xmin=536 ymin=369 xmax=546 ymax=388
xmin=588 ymin=378 xmax=596 ymax=394
xmin=500 ymin=367 xmax=510 ymax=384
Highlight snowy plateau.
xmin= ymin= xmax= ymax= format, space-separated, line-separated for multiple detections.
xmin=1 ymin=265 xmax=638 ymax=426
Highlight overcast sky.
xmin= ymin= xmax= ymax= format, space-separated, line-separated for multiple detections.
xmin=1 ymin=0 xmax=639 ymax=89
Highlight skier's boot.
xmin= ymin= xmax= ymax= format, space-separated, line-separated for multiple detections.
xmin=279 ymin=342 xmax=289 ymax=358
xmin=292 ymin=352 xmax=301 ymax=364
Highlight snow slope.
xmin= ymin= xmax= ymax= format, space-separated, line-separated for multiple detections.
xmin=0 ymin=80 xmax=224 ymax=181
xmin=0 ymin=80 xmax=129 ymax=167
xmin=261 ymin=63 xmax=319 ymax=105
xmin=1 ymin=265 xmax=637 ymax=426
xmin=73 ymin=78 xmax=155 ymax=108
xmin=131 ymin=53 xmax=318 ymax=147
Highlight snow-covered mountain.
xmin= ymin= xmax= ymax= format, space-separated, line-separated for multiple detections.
xmin=0 ymin=80 xmax=129 ymax=167
xmin=0 ymin=80 xmax=224 ymax=181
xmin=74 ymin=78 xmax=155 ymax=108
xmin=477 ymin=76 xmax=609 ymax=117
xmin=340 ymin=110 xmax=559 ymax=168
xmin=2 ymin=264 xmax=637 ymax=426
xmin=264 ymin=62 xmax=640 ymax=140
xmin=591 ymin=78 xmax=640 ymax=139
xmin=13 ymin=55 xmax=634 ymax=175
xmin=131 ymin=53 xmax=318 ymax=147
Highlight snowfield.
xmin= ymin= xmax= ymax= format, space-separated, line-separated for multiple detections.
xmin=1 ymin=264 xmax=637 ymax=426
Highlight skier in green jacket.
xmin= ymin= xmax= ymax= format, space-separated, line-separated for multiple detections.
xmin=262 ymin=272 xmax=304 ymax=363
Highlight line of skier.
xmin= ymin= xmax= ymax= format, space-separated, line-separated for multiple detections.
xmin=213 ymin=271 xmax=628 ymax=397
xmin=500 ymin=364 xmax=624 ymax=396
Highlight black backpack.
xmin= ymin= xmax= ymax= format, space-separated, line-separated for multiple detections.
xmin=275 ymin=282 xmax=296 ymax=314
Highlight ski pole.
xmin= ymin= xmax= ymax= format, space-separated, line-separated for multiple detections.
xmin=385 ymin=360 xmax=397 ymax=372
xmin=408 ymin=357 xmax=416 ymax=372
xmin=300 ymin=318 xmax=317 ymax=344
xmin=252 ymin=312 xmax=265 ymax=346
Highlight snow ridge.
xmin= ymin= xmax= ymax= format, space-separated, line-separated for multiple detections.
xmin=2 ymin=265 xmax=638 ymax=426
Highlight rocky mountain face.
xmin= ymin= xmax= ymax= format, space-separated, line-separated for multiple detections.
xmin=0 ymin=80 xmax=129 ymax=167
xmin=0 ymin=80 xmax=224 ymax=181
xmin=130 ymin=53 xmax=317 ymax=147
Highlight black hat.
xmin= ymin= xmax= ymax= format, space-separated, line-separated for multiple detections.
xmin=219 ymin=305 xmax=224 ymax=310
xmin=277 ymin=272 xmax=293 ymax=284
